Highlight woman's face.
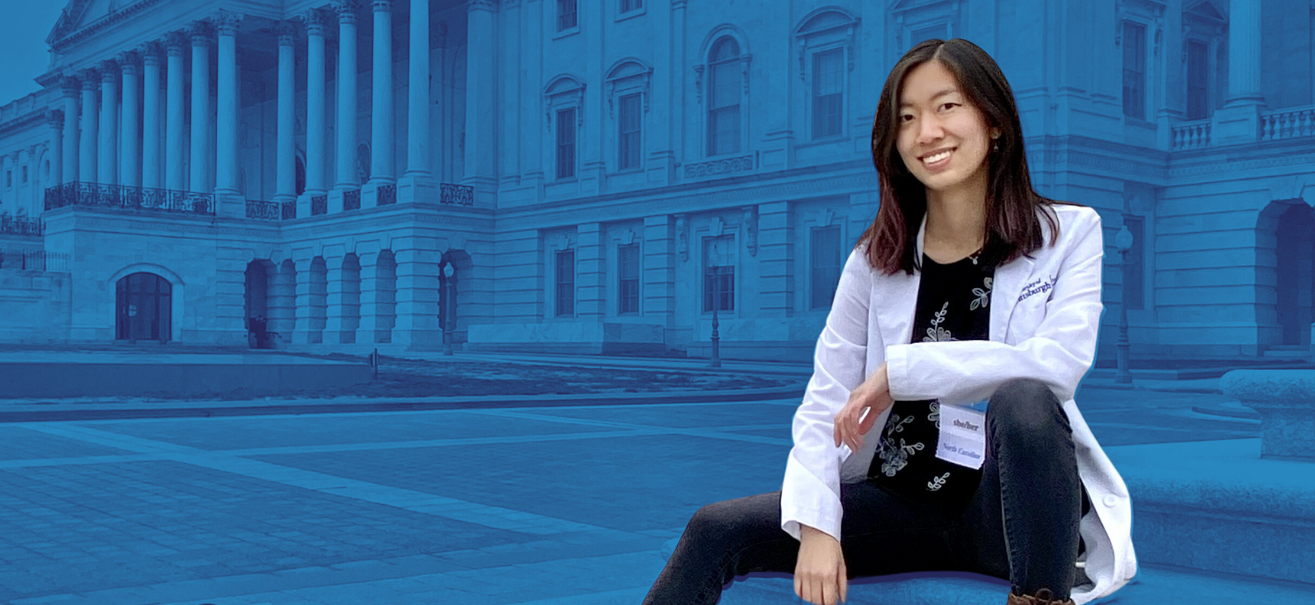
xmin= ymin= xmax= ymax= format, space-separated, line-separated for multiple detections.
xmin=895 ymin=60 xmax=997 ymax=197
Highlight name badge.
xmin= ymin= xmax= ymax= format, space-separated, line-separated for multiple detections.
xmin=936 ymin=401 xmax=988 ymax=470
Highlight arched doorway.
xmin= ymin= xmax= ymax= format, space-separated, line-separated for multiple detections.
xmin=116 ymin=273 xmax=172 ymax=343
xmin=1275 ymin=204 xmax=1314 ymax=346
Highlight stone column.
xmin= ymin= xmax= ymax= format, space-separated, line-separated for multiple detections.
xmin=323 ymin=253 xmax=348 ymax=342
xmin=190 ymin=22 xmax=212 ymax=193
xmin=26 ymin=145 xmax=39 ymax=216
xmin=291 ymin=256 xmax=317 ymax=344
xmin=165 ymin=32 xmax=187 ymax=191
xmin=357 ymin=250 xmax=381 ymax=343
xmin=301 ymin=9 xmax=329 ymax=218
xmin=60 ymin=78 xmax=79 ymax=185
xmin=398 ymin=0 xmax=434 ymax=202
xmin=1226 ymin=0 xmax=1262 ymax=105
xmin=363 ymin=0 xmax=394 ymax=209
xmin=275 ymin=21 xmax=297 ymax=205
xmin=268 ymin=260 xmax=297 ymax=348
xmin=1212 ymin=0 xmax=1264 ymax=145
xmin=392 ymin=244 xmax=442 ymax=348
xmin=98 ymin=60 xmax=118 ymax=185
xmin=643 ymin=214 xmax=677 ymax=329
xmin=47 ymin=111 xmax=63 ymax=197
xmin=214 ymin=11 xmax=242 ymax=204
xmin=79 ymin=71 xmax=98 ymax=183
xmin=462 ymin=0 xmax=496 ymax=197
xmin=577 ymin=223 xmax=604 ymax=320
xmin=333 ymin=1 xmax=360 ymax=194
xmin=141 ymin=43 xmax=162 ymax=190
xmin=119 ymin=52 xmax=140 ymax=188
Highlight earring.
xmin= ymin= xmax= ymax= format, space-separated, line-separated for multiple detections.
xmin=992 ymin=138 xmax=1000 ymax=152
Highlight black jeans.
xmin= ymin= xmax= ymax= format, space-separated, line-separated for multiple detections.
xmin=643 ymin=378 xmax=1084 ymax=604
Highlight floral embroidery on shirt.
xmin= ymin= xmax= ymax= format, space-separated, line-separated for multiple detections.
xmin=927 ymin=400 xmax=941 ymax=429
xmin=922 ymin=302 xmax=953 ymax=342
xmin=878 ymin=437 xmax=924 ymax=477
xmin=970 ymin=277 xmax=993 ymax=311
xmin=927 ymin=472 xmax=951 ymax=492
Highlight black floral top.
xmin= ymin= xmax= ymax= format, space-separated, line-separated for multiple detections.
xmin=868 ymin=248 xmax=995 ymax=508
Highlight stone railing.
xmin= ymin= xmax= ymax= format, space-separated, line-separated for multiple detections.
xmin=1220 ymin=369 xmax=1315 ymax=461
xmin=439 ymin=183 xmax=474 ymax=206
xmin=1260 ymin=105 xmax=1315 ymax=141
xmin=44 ymin=182 xmax=213 ymax=215
xmin=245 ymin=200 xmax=281 ymax=220
xmin=0 ymin=214 xmax=42 ymax=236
xmin=1171 ymin=119 xmax=1212 ymax=150
xmin=683 ymin=153 xmax=756 ymax=181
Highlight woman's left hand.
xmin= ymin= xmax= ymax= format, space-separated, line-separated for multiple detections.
xmin=833 ymin=363 xmax=894 ymax=452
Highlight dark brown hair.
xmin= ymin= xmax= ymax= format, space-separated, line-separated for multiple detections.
xmin=859 ymin=38 xmax=1077 ymax=275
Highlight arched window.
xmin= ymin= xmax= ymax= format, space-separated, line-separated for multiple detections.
xmin=707 ymin=37 xmax=742 ymax=156
xmin=115 ymin=272 xmax=172 ymax=343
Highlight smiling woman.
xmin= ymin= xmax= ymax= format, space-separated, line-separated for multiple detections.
xmin=644 ymin=38 xmax=1135 ymax=605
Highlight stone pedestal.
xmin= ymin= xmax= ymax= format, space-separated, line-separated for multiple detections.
xmin=1221 ymin=370 xmax=1315 ymax=461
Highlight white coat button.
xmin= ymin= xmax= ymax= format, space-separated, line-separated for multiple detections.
xmin=1102 ymin=494 xmax=1119 ymax=507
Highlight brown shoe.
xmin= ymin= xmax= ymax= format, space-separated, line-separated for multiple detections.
xmin=1006 ymin=588 xmax=1076 ymax=605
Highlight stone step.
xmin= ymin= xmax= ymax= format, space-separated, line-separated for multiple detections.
xmin=1110 ymin=438 xmax=1315 ymax=586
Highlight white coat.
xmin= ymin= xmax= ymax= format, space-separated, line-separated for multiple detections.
xmin=779 ymin=203 xmax=1137 ymax=604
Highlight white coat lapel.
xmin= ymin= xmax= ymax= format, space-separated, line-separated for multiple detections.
xmin=991 ymin=248 xmax=1034 ymax=343
xmin=871 ymin=216 xmax=923 ymax=353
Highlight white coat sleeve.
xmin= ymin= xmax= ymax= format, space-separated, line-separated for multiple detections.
xmin=780 ymin=246 xmax=871 ymax=543
xmin=884 ymin=209 xmax=1104 ymax=405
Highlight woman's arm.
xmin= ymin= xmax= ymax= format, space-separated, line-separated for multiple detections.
xmin=780 ymin=245 xmax=872 ymax=543
xmin=884 ymin=208 xmax=1104 ymax=405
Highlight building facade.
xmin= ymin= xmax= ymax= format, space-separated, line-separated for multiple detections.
xmin=0 ymin=0 xmax=1312 ymax=362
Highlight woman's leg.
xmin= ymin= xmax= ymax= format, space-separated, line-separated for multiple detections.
xmin=950 ymin=378 xmax=1082 ymax=601
xmin=643 ymin=481 xmax=958 ymax=605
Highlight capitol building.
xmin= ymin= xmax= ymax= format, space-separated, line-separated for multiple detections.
xmin=0 ymin=0 xmax=1311 ymax=363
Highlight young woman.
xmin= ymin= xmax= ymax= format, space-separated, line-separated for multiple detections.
xmin=643 ymin=39 xmax=1136 ymax=605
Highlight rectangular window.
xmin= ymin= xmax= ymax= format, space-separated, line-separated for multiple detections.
xmin=708 ymin=61 xmax=741 ymax=156
xmin=556 ymin=107 xmax=576 ymax=180
xmin=1124 ymin=215 xmax=1145 ymax=310
xmin=620 ymin=0 xmax=642 ymax=13
xmin=5 ymin=171 xmax=10 ymax=188
xmin=812 ymin=49 xmax=844 ymax=139
xmin=1122 ymin=21 xmax=1146 ymax=120
xmin=810 ymin=225 xmax=843 ymax=309
xmin=21 ymin=166 xmax=28 ymax=184
xmin=1186 ymin=40 xmax=1209 ymax=120
xmin=618 ymin=93 xmax=642 ymax=170
xmin=557 ymin=0 xmax=577 ymax=31
xmin=703 ymin=237 xmax=735 ymax=312
xmin=911 ymin=24 xmax=946 ymax=47
xmin=556 ymin=249 xmax=575 ymax=317
xmin=618 ymin=244 xmax=640 ymax=314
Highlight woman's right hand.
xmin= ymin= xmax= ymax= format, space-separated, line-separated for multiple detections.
xmin=833 ymin=363 xmax=895 ymax=452
xmin=795 ymin=525 xmax=847 ymax=605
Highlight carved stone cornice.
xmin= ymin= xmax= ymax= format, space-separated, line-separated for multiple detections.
xmin=163 ymin=31 xmax=189 ymax=55
xmin=213 ymin=10 xmax=243 ymax=37
xmin=139 ymin=41 xmax=162 ymax=66
xmin=276 ymin=21 xmax=299 ymax=46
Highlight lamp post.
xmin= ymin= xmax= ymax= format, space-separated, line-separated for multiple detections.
xmin=442 ymin=261 xmax=455 ymax=356
xmin=1115 ymin=224 xmax=1133 ymax=384
xmin=709 ymin=244 xmax=721 ymax=368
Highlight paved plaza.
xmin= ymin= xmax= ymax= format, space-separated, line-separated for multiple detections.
xmin=1 ymin=363 xmax=1312 ymax=604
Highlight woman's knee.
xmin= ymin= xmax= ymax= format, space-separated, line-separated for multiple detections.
xmin=987 ymin=378 xmax=1068 ymax=438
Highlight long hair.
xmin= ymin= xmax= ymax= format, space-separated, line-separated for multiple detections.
xmin=859 ymin=38 xmax=1075 ymax=275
